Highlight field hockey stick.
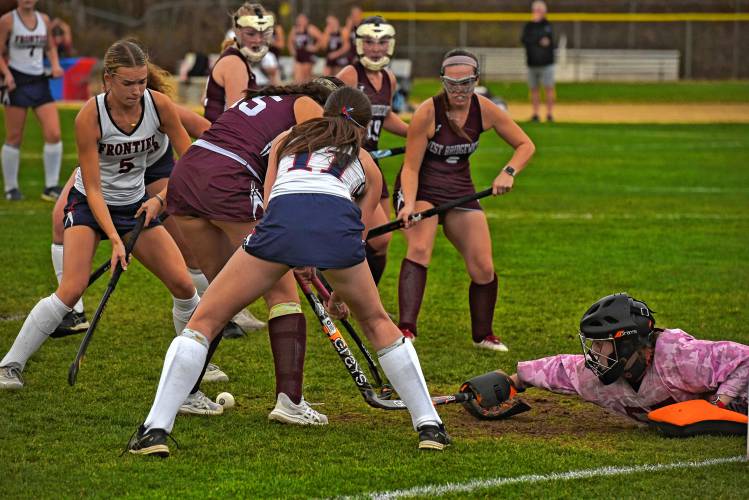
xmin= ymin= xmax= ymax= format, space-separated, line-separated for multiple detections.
xmin=88 ymin=260 xmax=111 ymax=286
xmin=310 ymin=272 xmax=385 ymax=388
xmin=295 ymin=273 xmax=528 ymax=418
xmin=67 ymin=214 xmax=147 ymax=386
xmin=366 ymin=187 xmax=494 ymax=240
xmin=369 ymin=146 xmax=405 ymax=160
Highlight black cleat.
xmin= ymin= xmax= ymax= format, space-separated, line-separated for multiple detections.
xmin=221 ymin=320 xmax=245 ymax=339
xmin=5 ymin=188 xmax=23 ymax=201
xmin=418 ymin=423 xmax=451 ymax=451
xmin=125 ymin=425 xmax=173 ymax=457
xmin=41 ymin=185 xmax=63 ymax=202
xmin=51 ymin=311 xmax=90 ymax=338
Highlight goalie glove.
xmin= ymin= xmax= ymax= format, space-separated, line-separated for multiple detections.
xmin=460 ymin=370 xmax=529 ymax=420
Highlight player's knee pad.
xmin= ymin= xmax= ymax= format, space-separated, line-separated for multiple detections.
xmin=268 ymin=302 xmax=302 ymax=320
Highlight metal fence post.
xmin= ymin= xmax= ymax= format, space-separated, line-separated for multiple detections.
xmin=684 ymin=20 xmax=692 ymax=79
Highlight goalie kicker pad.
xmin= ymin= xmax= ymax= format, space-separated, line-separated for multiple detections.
xmin=647 ymin=399 xmax=748 ymax=438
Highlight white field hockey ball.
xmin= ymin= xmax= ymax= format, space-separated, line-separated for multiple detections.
xmin=217 ymin=392 xmax=235 ymax=409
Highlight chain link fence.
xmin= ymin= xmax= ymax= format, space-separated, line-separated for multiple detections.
xmin=41 ymin=0 xmax=748 ymax=79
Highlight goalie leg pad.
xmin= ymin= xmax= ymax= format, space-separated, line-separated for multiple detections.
xmin=647 ymin=399 xmax=748 ymax=438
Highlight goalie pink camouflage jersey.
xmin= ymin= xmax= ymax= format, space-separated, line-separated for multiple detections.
xmin=517 ymin=328 xmax=749 ymax=422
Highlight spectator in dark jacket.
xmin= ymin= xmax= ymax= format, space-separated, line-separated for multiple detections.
xmin=521 ymin=1 xmax=555 ymax=122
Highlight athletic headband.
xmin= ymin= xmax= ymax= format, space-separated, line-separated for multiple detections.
xmin=441 ymin=55 xmax=479 ymax=72
xmin=313 ymin=77 xmax=340 ymax=92
xmin=340 ymin=106 xmax=365 ymax=128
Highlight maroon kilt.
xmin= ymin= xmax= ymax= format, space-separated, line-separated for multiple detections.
xmin=166 ymin=146 xmax=264 ymax=222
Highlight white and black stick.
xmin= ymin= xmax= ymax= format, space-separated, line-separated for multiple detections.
xmin=311 ymin=272 xmax=385 ymax=388
xmin=295 ymin=273 xmax=528 ymax=418
xmin=366 ymin=187 xmax=493 ymax=240
xmin=67 ymin=215 xmax=147 ymax=386
xmin=369 ymin=146 xmax=405 ymax=160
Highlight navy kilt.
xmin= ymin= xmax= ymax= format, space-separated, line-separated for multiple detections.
xmin=243 ymin=193 xmax=365 ymax=269
xmin=5 ymin=68 xmax=53 ymax=109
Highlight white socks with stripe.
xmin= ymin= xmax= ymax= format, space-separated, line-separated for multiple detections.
xmin=378 ymin=337 xmax=442 ymax=430
xmin=1 ymin=143 xmax=20 ymax=192
xmin=0 ymin=294 xmax=71 ymax=370
xmin=172 ymin=291 xmax=200 ymax=334
xmin=51 ymin=243 xmax=84 ymax=314
xmin=144 ymin=329 xmax=209 ymax=433
xmin=43 ymin=141 xmax=62 ymax=188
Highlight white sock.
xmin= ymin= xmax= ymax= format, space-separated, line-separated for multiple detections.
xmin=172 ymin=291 xmax=199 ymax=334
xmin=43 ymin=141 xmax=62 ymax=188
xmin=378 ymin=337 xmax=442 ymax=430
xmin=188 ymin=268 xmax=209 ymax=296
xmin=51 ymin=243 xmax=84 ymax=313
xmin=2 ymin=143 xmax=20 ymax=192
xmin=0 ymin=293 xmax=71 ymax=370
xmin=144 ymin=329 xmax=209 ymax=433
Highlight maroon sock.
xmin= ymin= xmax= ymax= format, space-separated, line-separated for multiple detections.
xmin=365 ymin=243 xmax=387 ymax=285
xmin=469 ymin=274 xmax=498 ymax=342
xmin=268 ymin=312 xmax=306 ymax=404
xmin=397 ymin=258 xmax=428 ymax=335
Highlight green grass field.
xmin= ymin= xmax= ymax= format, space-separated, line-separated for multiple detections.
xmin=1 ymin=107 xmax=748 ymax=498
xmin=410 ymin=80 xmax=749 ymax=103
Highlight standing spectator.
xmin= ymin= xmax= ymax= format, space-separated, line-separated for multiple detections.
xmin=321 ymin=15 xmax=350 ymax=76
xmin=288 ymin=13 xmax=321 ymax=83
xmin=521 ymin=0 xmax=555 ymax=122
xmin=50 ymin=17 xmax=74 ymax=58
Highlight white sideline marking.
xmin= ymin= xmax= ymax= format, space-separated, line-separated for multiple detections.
xmin=486 ymin=212 xmax=748 ymax=221
xmin=356 ymin=456 xmax=745 ymax=499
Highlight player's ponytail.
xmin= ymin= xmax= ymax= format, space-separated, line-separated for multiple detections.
xmin=277 ymin=87 xmax=372 ymax=172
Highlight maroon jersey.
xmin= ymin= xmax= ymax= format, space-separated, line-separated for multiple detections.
xmin=325 ymin=30 xmax=347 ymax=67
xmin=203 ymin=46 xmax=256 ymax=123
xmin=354 ymin=62 xmax=391 ymax=152
xmin=394 ymin=94 xmax=484 ymax=214
xmin=293 ymin=28 xmax=314 ymax=63
xmin=197 ymin=94 xmax=301 ymax=182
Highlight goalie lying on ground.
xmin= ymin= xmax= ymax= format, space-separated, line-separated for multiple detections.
xmin=471 ymin=293 xmax=748 ymax=435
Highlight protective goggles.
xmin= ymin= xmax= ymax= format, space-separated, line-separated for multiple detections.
xmin=440 ymin=75 xmax=478 ymax=94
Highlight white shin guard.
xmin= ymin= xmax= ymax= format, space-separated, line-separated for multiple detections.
xmin=144 ymin=329 xmax=209 ymax=433
xmin=0 ymin=293 xmax=71 ymax=370
xmin=172 ymin=291 xmax=200 ymax=334
xmin=1 ymin=143 xmax=20 ymax=191
xmin=51 ymin=244 xmax=84 ymax=313
xmin=378 ymin=337 xmax=442 ymax=430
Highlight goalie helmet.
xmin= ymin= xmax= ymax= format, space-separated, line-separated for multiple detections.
xmin=579 ymin=293 xmax=656 ymax=386
xmin=355 ymin=16 xmax=395 ymax=71
xmin=233 ymin=7 xmax=274 ymax=63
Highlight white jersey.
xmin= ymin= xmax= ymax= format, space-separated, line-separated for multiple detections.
xmin=270 ymin=147 xmax=366 ymax=202
xmin=7 ymin=10 xmax=47 ymax=76
xmin=146 ymin=130 xmax=170 ymax=167
xmin=75 ymin=90 xmax=163 ymax=205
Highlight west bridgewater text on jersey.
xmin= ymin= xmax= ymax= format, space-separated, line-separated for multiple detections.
xmin=427 ymin=140 xmax=479 ymax=156
xmin=98 ymin=135 xmax=160 ymax=157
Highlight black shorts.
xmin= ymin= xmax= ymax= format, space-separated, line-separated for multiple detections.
xmin=144 ymin=143 xmax=175 ymax=185
xmin=63 ymin=187 xmax=161 ymax=240
xmin=5 ymin=68 xmax=54 ymax=109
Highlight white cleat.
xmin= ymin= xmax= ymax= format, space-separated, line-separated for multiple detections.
xmin=0 ymin=365 xmax=23 ymax=390
xmin=201 ymin=363 xmax=229 ymax=383
xmin=473 ymin=335 xmax=509 ymax=352
xmin=268 ymin=392 xmax=328 ymax=426
xmin=178 ymin=390 xmax=224 ymax=416
xmin=232 ymin=309 xmax=266 ymax=333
